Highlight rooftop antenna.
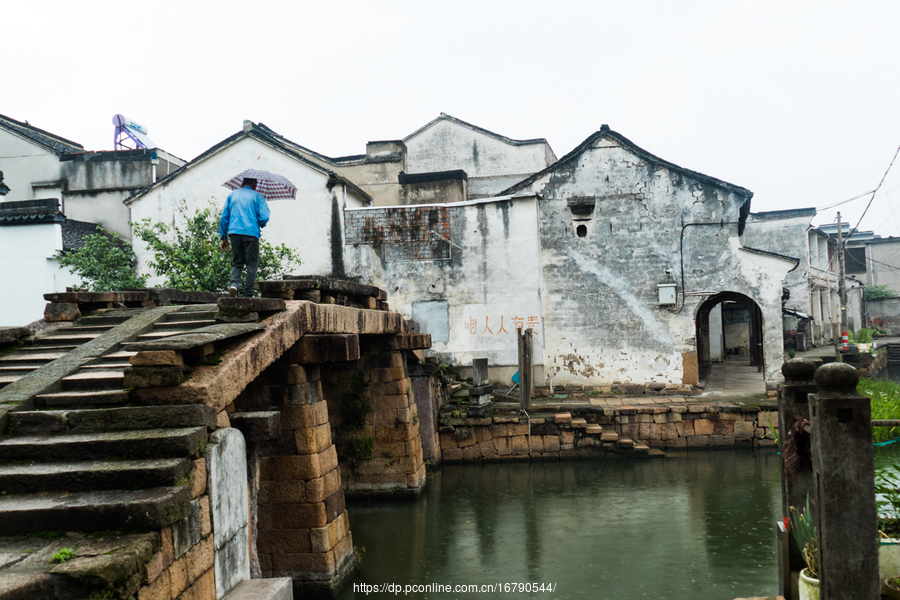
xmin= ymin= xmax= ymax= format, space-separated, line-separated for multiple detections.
xmin=113 ymin=114 xmax=156 ymax=150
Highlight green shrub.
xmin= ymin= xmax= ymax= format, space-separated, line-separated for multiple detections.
xmin=56 ymin=230 xmax=148 ymax=291
xmin=131 ymin=200 xmax=300 ymax=292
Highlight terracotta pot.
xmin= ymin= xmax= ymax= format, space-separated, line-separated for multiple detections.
xmin=885 ymin=577 xmax=900 ymax=600
xmin=799 ymin=568 xmax=820 ymax=600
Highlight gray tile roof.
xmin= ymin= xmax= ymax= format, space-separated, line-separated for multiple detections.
xmin=61 ymin=219 xmax=101 ymax=252
xmin=0 ymin=113 xmax=84 ymax=155
xmin=0 ymin=199 xmax=66 ymax=225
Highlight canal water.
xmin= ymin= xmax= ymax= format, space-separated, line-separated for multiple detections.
xmin=340 ymin=449 xmax=783 ymax=599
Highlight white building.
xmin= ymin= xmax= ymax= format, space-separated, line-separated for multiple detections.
xmin=125 ymin=121 xmax=372 ymax=285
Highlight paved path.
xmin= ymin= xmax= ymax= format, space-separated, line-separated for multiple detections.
xmin=699 ymin=355 xmax=767 ymax=400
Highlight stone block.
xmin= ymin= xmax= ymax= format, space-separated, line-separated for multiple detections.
xmin=169 ymin=557 xmax=187 ymax=598
xmin=675 ymin=420 xmax=694 ymax=437
xmin=439 ymin=431 xmax=457 ymax=449
xmin=287 ymin=382 xmax=322 ymax=406
xmin=190 ymin=459 xmax=207 ymax=499
xmin=124 ymin=365 xmax=183 ymax=388
xmin=474 ymin=427 xmax=493 ymax=443
xmin=757 ymin=411 xmax=778 ymax=428
xmin=281 ymin=402 xmax=329 ymax=430
xmin=260 ymin=447 xmax=337 ymax=482
xmin=270 ymin=552 xmax=336 ymax=578
xmin=44 ymin=302 xmax=80 ymax=322
xmin=666 ymin=412 xmax=683 ymax=423
xmin=686 ymin=435 xmax=710 ymax=448
xmin=365 ymin=367 xmax=407 ymax=382
xmin=529 ymin=436 xmax=545 ymax=452
xmin=667 ymin=437 xmax=687 ymax=448
xmin=661 ymin=423 xmax=679 ymax=440
xmin=543 ymin=435 xmax=560 ymax=452
xmin=712 ymin=435 xmax=735 ymax=447
xmin=259 ymin=503 xmax=328 ymax=529
xmin=600 ymin=432 xmax=618 ymax=442
xmin=693 ymin=419 xmax=714 ymax=436
xmin=638 ymin=422 xmax=661 ymax=440
xmin=325 ymin=490 xmax=346 ymax=523
xmin=191 ymin=568 xmax=216 ymax=600
xmin=734 ymin=420 xmax=755 ymax=438
xmin=204 ymin=429 xmax=249 ymax=552
xmin=305 ymin=469 xmax=341 ymax=502
xmin=199 ymin=496 xmax=211 ymax=537
xmin=368 ymin=379 xmax=409 ymax=397
xmin=456 ymin=432 xmax=477 ymax=448
xmin=260 ymin=480 xmax=306 ymax=504
xmin=290 ymin=334 xmax=361 ymax=364
xmin=490 ymin=424 xmax=508 ymax=438
xmin=310 ymin=511 xmax=349 ymax=554
xmin=713 ymin=421 xmax=735 ymax=436
xmin=371 ymin=395 xmax=409 ymax=411
xmin=480 ymin=444 xmax=499 ymax=458
xmin=139 ymin=568 xmax=169 ymax=600
xmin=131 ymin=350 xmax=185 ymax=367
xmin=509 ymin=435 xmax=529 ymax=454
xmin=461 ymin=445 xmax=481 ymax=460
xmin=185 ymin=536 xmax=214 ymax=584
xmin=294 ymin=424 xmax=332 ymax=455
xmin=258 ymin=528 xmax=312 ymax=554
xmin=443 ymin=448 xmax=463 ymax=461
xmin=216 ymin=410 xmax=231 ymax=429
xmin=231 ymin=411 xmax=282 ymax=443
xmin=555 ymin=412 xmax=572 ymax=424
xmin=508 ymin=423 xmax=529 ymax=436
xmin=144 ymin=551 xmax=167 ymax=584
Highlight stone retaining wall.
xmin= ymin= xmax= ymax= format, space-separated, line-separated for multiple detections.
xmin=438 ymin=403 xmax=778 ymax=462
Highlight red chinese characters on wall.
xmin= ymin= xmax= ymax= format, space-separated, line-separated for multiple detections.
xmin=454 ymin=315 xmax=540 ymax=336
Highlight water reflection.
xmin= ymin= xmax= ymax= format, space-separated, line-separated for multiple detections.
xmin=340 ymin=450 xmax=782 ymax=599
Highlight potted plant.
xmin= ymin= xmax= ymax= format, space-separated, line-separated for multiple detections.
xmin=790 ymin=494 xmax=819 ymax=600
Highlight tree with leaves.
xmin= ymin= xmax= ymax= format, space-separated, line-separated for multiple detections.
xmin=56 ymin=229 xmax=148 ymax=291
xmin=865 ymin=285 xmax=899 ymax=300
xmin=131 ymin=200 xmax=301 ymax=293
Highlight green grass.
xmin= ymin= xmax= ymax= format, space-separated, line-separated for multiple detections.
xmin=858 ymin=378 xmax=900 ymax=443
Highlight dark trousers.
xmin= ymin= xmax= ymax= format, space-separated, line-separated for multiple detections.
xmin=229 ymin=234 xmax=260 ymax=297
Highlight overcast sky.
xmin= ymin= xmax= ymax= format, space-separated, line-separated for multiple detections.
xmin=5 ymin=1 xmax=899 ymax=237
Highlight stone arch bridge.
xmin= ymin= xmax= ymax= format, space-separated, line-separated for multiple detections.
xmin=0 ymin=278 xmax=431 ymax=599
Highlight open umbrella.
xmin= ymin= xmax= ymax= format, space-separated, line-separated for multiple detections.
xmin=222 ymin=169 xmax=297 ymax=200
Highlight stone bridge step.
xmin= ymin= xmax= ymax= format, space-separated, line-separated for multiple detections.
xmin=165 ymin=313 xmax=218 ymax=324
xmin=153 ymin=319 xmax=217 ymax=330
xmin=0 ymin=427 xmax=206 ymax=463
xmin=62 ymin=370 xmax=125 ymax=390
xmin=0 ymin=485 xmax=191 ymax=536
xmin=34 ymin=388 xmax=131 ymax=409
xmin=8 ymin=405 xmax=216 ymax=435
xmin=33 ymin=332 xmax=102 ymax=346
xmin=0 ymin=457 xmax=191 ymax=493
xmin=0 ymin=351 xmax=66 ymax=364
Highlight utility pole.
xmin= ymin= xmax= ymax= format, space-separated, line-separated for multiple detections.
xmin=837 ymin=212 xmax=848 ymax=329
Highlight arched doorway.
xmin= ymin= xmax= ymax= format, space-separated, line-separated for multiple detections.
xmin=695 ymin=292 xmax=765 ymax=392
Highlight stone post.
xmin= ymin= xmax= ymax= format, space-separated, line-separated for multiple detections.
xmin=809 ymin=362 xmax=879 ymax=600
xmin=468 ymin=358 xmax=492 ymax=417
xmin=518 ymin=328 xmax=534 ymax=412
xmin=779 ymin=358 xmax=820 ymax=593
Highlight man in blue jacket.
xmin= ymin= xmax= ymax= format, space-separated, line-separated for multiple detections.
xmin=219 ymin=178 xmax=270 ymax=297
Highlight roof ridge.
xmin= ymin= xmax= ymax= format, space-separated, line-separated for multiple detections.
xmin=403 ymin=112 xmax=551 ymax=147
xmin=498 ymin=126 xmax=753 ymax=198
